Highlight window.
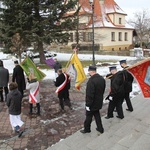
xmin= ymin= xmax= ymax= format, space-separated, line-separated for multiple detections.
xmin=125 ymin=32 xmax=128 ymax=41
xmin=118 ymin=32 xmax=122 ymax=41
xmin=119 ymin=18 xmax=122 ymax=24
xmin=88 ymin=32 xmax=92 ymax=42
xmin=111 ymin=32 xmax=115 ymax=41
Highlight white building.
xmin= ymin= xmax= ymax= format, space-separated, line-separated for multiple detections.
xmin=66 ymin=0 xmax=134 ymax=51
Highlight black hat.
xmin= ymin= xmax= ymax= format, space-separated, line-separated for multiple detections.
xmin=88 ymin=65 xmax=96 ymax=71
xmin=14 ymin=60 xmax=19 ymax=64
xmin=119 ymin=59 xmax=126 ymax=64
xmin=109 ymin=66 xmax=117 ymax=71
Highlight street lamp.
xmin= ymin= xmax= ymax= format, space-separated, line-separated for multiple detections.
xmin=89 ymin=0 xmax=95 ymax=66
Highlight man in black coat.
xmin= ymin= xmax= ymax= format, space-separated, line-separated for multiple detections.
xmin=105 ymin=66 xmax=125 ymax=119
xmin=0 ymin=60 xmax=9 ymax=102
xmin=119 ymin=60 xmax=134 ymax=112
xmin=55 ymin=69 xmax=71 ymax=110
xmin=12 ymin=60 xmax=26 ymax=97
xmin=80 ymin=66 xmax=106 ymax=134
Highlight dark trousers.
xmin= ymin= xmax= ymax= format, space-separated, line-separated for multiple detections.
xmin=29 ymin=103 xmax=40 ymax=114
xmin=84 ymin=110 xmax=104 ymax=132
xmin=58 ymin=90 xmax=71 ymax=110
xmin=124 ymin=92 xmax=133 ymax=111
xmin=17 ymin=84 xmax=24 ymax=97
xmin=0 ymin=87 xmax=8 ymax=101
xmin=107 ymin=97 xmax=124 ymax=118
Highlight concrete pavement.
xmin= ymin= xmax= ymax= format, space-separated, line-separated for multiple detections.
xmin=47 ymin=94 xmax=150 ymax=150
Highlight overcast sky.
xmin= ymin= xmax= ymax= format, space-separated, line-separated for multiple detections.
xmin=115 ymin=0 xmax=149 ymax=20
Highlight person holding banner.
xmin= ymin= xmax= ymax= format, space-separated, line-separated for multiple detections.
xmin=119 ymin=60 xmax=134 ymax=112
xmin=26 ymin=73 xmax=40 ymax=116
xmin=105 ymin=66 xmax=125 ymax=119
xmin=55 ymin=69 xmax=71 ymax=111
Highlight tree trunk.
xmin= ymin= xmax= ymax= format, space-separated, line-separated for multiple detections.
xmin=37 ymin=41 xmax=45 ymax=64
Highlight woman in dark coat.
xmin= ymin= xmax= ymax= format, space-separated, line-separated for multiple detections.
xmin=12 ymin=60 xmax=26 ymax=97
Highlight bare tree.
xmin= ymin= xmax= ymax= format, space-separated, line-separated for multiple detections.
xmin=129 ymin=9 xmax=150 ymax=47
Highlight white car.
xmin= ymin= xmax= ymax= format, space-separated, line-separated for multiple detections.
xmin=21 ymin=50 xmax=57 ymax=58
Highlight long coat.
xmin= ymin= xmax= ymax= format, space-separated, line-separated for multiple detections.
xmin=86 ymin=73 xmax=106 ymax=111
xmin=0 ymin=66 xmax=9 ymax=87
xmin=6 ymin=89 xmax=22 ymax=115
xmin=12 ymin=65 xmax=26 ymax=91
xmin=26 ymin=79 xmax=40 ymax=103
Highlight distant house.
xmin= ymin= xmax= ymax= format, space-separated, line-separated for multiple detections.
xmin=66 ymin=0 xmax=134 ymax=51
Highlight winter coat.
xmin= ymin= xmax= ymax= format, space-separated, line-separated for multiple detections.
xmin=109 ymin=71 xmax=125 ymax=98
xmin=6 ymin=89 xmax=22 ymax=115
xmin=26 ymin=79 xmax=40 ymax=103
xmin=55 ymin=73 xmax=70 ymax=99
xmin=12 ymin=65 xmax=26 ymax=91
xmin=53 ymin=61 xmax=62 ymax=73
xmin=0 ymin=66 xmax=9 ymax=87
xmin=123 ymin=66 xmax=134 ymax=93
xmin=86 ymin=73 xmax=106 ymax=111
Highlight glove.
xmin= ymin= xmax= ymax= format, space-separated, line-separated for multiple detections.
xmin=108 ymin=96 xmax=113 ymax=101
xmin=86 ymin=106 xmax=90 ymax=111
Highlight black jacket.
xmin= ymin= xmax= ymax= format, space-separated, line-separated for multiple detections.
xmin=110 ymin=71 xmax=125 ymax=97
xmin=0 ymin=66 xmax=9 ymax=87
xmin=123 ymin=66 xmax=134 ymax=93
xmin=86 ymin=73 xmax=106 ymax=111
xmin=55 ymin=73 xmax=70 ymax=99
xmin=12 ymin=65 xmax=26 ymax=91
xmin=6 ymin=89 xmax=22 ymax=115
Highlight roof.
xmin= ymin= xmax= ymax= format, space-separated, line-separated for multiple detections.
xmin=76 ymin=0 xmax=134 ymax=29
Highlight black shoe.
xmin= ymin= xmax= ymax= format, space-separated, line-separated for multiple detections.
xmin=18 ymin=130 xmax=24 ymax=138
xmin=80 ymin=129 xmax=91 ymax=134
xmin=105 ymin=116 xmax=113 ymax=119
xmin=116 ymin=116 xmax=124 ymax=119
xmin=96 ymin=128 xmax=104 ymax=134
xmin=126 ymin=109 xmax=133 ymax=112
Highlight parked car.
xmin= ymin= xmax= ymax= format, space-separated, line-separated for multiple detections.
xmin=21 ymin=50 xmax=57 ymax=58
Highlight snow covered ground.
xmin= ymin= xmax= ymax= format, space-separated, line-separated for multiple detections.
xmin=0 ymin=52 xmax=140 ymax=99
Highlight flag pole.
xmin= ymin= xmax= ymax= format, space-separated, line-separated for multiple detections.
xmin=65 ymin=46 xmax=78 ymax=69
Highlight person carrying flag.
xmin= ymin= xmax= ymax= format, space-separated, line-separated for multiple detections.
xmin=55 ymin=69 xmax=71 ymax=111
xmin=119 ymin=60 xmax=134 ymax=112
xmin=26 ymin=73 xmax=40 ymax=116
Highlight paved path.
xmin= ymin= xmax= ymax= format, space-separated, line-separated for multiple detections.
xmin=47 ymin=94 xmax=150 ymax=150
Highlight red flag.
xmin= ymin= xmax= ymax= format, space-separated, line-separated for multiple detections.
xmin=127 ymin=58 xmax=150 ymax=98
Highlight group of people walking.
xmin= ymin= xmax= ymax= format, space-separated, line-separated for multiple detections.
xmin=0 ymin=59 xmax=41 ymax=136
xmin=80 ymin=59 xmax=134 ymax=134
xmin=0 ymin=57 xmax=134 ymax=137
